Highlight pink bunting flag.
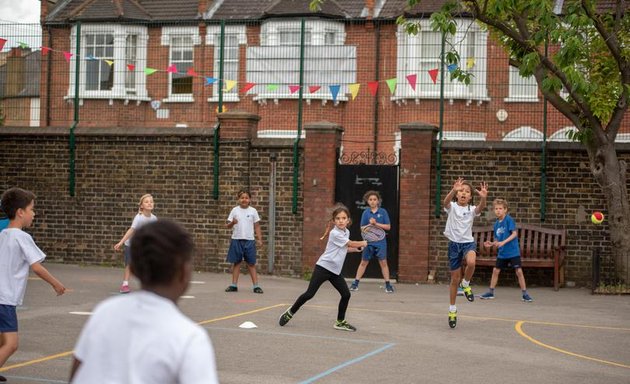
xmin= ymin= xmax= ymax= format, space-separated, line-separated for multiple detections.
xmin=41 ymin=46 xmax=51 ymax=56
xmin=406 ymin=74 xmax=417 ymax=91
xmin=289 ymin=85 xmax=301 ymax=94
xmin=240 ymin=82 xmax=256 ymax=94
xmin=167 ymin=64 xmax=177 ymax=73
xmin=308 ymin=85 xmax=321 ymax=93
xmin=63 ymin=51 xmax=73 ymax=63
xmin=367 ymin=81 xmax=379 ymax=96
xmin=428 ymin=68 xmax=439 ymax=84
xmin=126 ymin=64 xmax=135 ymax=71
xmin=0 ymin=38 xmax=6 ymax=51
xmin=186 ymin=68 xmax=198 ymax=77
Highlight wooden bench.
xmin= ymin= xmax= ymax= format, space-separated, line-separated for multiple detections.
xmin=472 ymin=224 xmax=567 ymax=290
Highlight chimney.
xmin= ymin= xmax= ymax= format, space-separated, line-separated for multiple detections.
xmin=6 ymin=48 xmax=27 ymax=97
xmin=365 ymin=0 xmax=375 ymax=19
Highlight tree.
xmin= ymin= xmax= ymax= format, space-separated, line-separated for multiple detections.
xmin=312 ymin=0 xmax=630 ymax=278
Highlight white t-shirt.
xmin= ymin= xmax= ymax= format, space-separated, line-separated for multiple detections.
xmin=227 ymin=206 xmax=260 ymax=240
xmin=124 ymin=213 xmax=158 ymax=246
xmin=72 ymin=291 xmax=219 ymax=384
xmin=443 ymin=203 xmax=479 ymax=243
xmin=0 ymin=228 xmax=46 ymax=306
xmin=316 ymin=226 xmax=350 ymax=275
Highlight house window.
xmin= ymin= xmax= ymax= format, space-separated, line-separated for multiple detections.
xmin=68 ymin=24 xmax=149 ymax=101
xmin=395 ymin=19 xmax=488 ymax=101
xmin=206 ymin=25 xmax=246 ymax=102
xmin=249 ymin=19 xmax=353 ymax=101
xmin=161 ymin=27 xmax=201 ymax=102
xmin=506 ymin=66 xmax=538 ymax=102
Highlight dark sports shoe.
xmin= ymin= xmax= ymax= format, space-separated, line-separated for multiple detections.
xmin=460 ymin=284 xmax=474 ymax=302
xmin=448 ymin=310 xmax=457 ymax=329
xmin=522 ymin=293 xmax=533 ymax=302
xmin=385 ymin=284 xmax=395 ymax=293
xmin=279 ymin=308 xmax=293 ymax=326
xmin=253 ymin=286 xmax=264 ymax=294
xmin=349 ymin=283 xmax=358 ymax=291
xmin=225 ymin=285 xmax=238 ymax=292
xmin=480 ymin=291 xmax=495 ymax=300
xmin=334 ymin=320 xmax=357 ymax=332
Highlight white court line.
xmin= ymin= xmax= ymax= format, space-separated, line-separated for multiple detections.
xmin=180 ymin=295 xmax=195 ymax=299
xmin=69 ymin=311 xmax=92 ymax=316
xmin=190 ymin=281 xmax=205 ymax=284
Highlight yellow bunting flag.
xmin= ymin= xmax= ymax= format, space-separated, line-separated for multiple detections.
xmin=224 ymin=80 xmax=237 ymax=92
xmin=348 ymin=83 xmax=360 ymax=100
xmin=466 ymin=57 xmax=475 ymax=69
xmin=104 ymin=60 xmax=114 ymax=66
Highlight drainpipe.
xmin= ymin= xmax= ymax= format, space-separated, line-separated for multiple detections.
xmin=69 ymin=21 xmax=81 ymax=197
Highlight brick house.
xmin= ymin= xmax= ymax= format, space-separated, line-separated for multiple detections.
xmin=0 ymin=48 xmax=40 ymax=127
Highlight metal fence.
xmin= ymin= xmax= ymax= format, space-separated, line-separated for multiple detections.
xmin=592 ymin=248 xmax=630 ymax=294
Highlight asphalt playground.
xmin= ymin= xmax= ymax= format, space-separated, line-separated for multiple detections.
xmin=0 ymin=263 xmax=628 ymax=384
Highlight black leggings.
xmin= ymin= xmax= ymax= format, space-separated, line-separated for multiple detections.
xmin=290 ymin=264 xmax=351 ymax=321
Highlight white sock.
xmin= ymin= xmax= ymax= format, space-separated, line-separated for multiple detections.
xmin=123 ymin=280 xmax=129 ymax=285
xmin=461 ymin=279 xmax=470 ymax=287
xmin=449 ymin=305 xmax=457 ymax=312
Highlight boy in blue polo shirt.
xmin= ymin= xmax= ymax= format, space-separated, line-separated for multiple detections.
xmin=480 ymin=198 xmax=533 ymax=302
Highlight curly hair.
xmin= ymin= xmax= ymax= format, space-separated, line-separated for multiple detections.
xmin=130 ymin=220 xmax=194 ymax=286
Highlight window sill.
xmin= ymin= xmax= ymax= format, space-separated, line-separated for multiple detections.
xmin=207 ymin=95 xmax=240 ymax=103
xmin=162 ymin=96 xmax=195 ymax=103
xmin=253 ymin=93 xmax=348 ymax=105
xmin=504 ymin=97 xmax=540 ymax=103
xmin=64 ymin=95 xmax=151 ymax=105
xmin=391 ymin=95 xmax=490 ymax=105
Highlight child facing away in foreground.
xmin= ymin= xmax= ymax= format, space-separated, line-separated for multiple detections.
xmin=349 ymin=190 xmax=394 ymax=293
xmin=443 ymin=177 xmax=488 ymax=329
xmin=481 ymin=198 xmax=533 ymax=302
xmin=224 ymin=190 xmax=264 ymax=293
xmin=279 ymin=204 xmax=367 ymax=332
xmin=70 ymin=220 xmax=219 ymax=384
xmin=0 ymin=187 xmax=66 ymax=382
xmin=113 ymin=194 xmax=157 ymax=294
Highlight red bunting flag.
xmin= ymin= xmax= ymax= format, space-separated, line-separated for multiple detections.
xmin=186 ymin=68 xmax=198 ymax=77
xmin=41 ymin=46 xmax=51 ymax=56
xmin=308 ymin=85 xmax=321 ymax=93
xmin=428 ymin=68 xmax=439 ymax=84
xmin=240 ymin=82 xmax=256 ymax=94
xmin=406 ymin=74 xmax=417 ymax=91
xmin=126 ymin=64 xmax=135 ymax=71
xmin=289 ymin=85 xmax=300 ymax=94
xmin=0 ymin=38 xmax=6 ymax=51
xmin=167 ymin=64 xmax=177 ymax=73
xmin=63 ymin=51 xmax=73 ymax=63
xmin=367 ymin=81 xmax=379 ymax=96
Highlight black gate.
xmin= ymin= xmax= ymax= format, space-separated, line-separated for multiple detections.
xmin=335 ymin=162 xmax=399 ymax=279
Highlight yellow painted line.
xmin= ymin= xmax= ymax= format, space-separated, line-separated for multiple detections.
xmin=515 ymin=321 xmax=630 ymax=369
xmin=0 ymin=303 xmax=286 ymax=372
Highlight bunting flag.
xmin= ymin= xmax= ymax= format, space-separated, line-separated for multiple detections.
xmin=104 ymin=60 xmax=114 ymax=66
xmin=329 ymin=85 xmax=340 ymax=102
xmin=348 ymin=83 xmax=360 ymax=100
xmin=86 ymin=54 xmax=97 ymax=61
xmin=385 ymin=78 xmax=397 ymax=94
xmin=126 ymin=64 xmax=135 ymax=71
xmin=428 ymin=68 xmax=439 ymax=84
xmin=144 ymin=68 xmax=158 ymax=75
xmin=466 ymin=57 xmax=475 ymax=69
xmin=367 ymin=81 xmax=379 ymax=96
xmin=289 ymin=85 xmax=300 ymax=94
xmin=224 ymin=80 xmax=237 ymax=92
xmin=241 ymin=82 xmax=256 ymax=93
xmin=447 ymin=64 xmax=457 ymax=72
xmin=308 ymin=85 xmax=321 ymax=93
xmin=63 ymin=51 xmax=73 ymax=63
xmin=0 ymin=38 xmax=6 ymax=51
xmin=167 ymin=64 xmax=177 ymax=73
xmin=186 ymin=68 xmax=198 ymax=77
xmin=205 ymin=77 xmax=218 ymax=85
xmin=18 ymin=41 xmax=29 ymax=49
xmin=41 ymin=46 xmax=51 ymax=56
xmin=266 ymin=84 xmax=279 ymax=92
xmin=405 ymin=74 xmax=417 ymax=91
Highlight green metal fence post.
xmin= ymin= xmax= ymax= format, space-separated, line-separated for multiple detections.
xmin=292 ymin=18 xmax=306 ymax=214
xmin=213 ymin=21 xmax=225 ymax=200
xmin=69 ymin=21 xmax=81 ymax=197
xmin=434 ymin=30 xmax=446 ymax=217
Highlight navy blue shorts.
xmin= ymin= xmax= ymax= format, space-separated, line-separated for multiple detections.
xmin=124 ymin=246 xmax=132 ymax=266
xmin=362 ymin=243 xmax=387 ymax=261
xmin=496 ymin=256 xmax=522 ymax=270
xmin=447 ymin=241 xmax=477 ymax=271
xmin=0 ymin=304 xmax=18 ymax=332
xmin=226 ymin=239 xmax=257 ymax=265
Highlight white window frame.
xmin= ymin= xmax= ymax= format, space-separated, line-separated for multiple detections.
xmin=67 ymin=24 xmax=149 ymax=103
xmin=394 ymin=19 xmax=488 ymax=103
xmin=503 ymin=126 xmax=543 ymax=141
xmin=161 ymin=27 xmax=201 ymax=103
xmin=505 ymin=65 xmax=539 ymax=102
xmin=206 ymin=25 xmax=246 ymax=103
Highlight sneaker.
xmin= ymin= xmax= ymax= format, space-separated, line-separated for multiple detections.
xmin=349 ymin=283 xmax=358 ymax=291
xmin=334 ymin=320 xmax=357 ymax=332
xmin=279 ymin=308 xmax=293 ymax=326
xmin=522 ymin=293 xmax=533 ymax=302
xmin=253 ymin=286 xmax=264 ymax=294
xmin=119 ymin=284 xmax=130 ymax=294
xmin=225 ymin=285 xmax=238 ymax=292
xmin=457 ymin=287 xmax=464 ymax=296
xmin=480 ymin=291 xmax=495 ymax=300
xmin=448 ymin=310 xmax=457 ymax=329
xmin=385 ymin=284 xmax=394 ymax=293
xmin=0 ymin=374 xmax=7 ymax=382
xmin=460 ymin=284 xmax=474 ymax=302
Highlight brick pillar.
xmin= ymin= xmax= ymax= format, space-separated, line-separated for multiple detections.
xmin=397 ymin=122 xmax=437 ymax=282
xmin=217 ymin=110 xmax=260 ymax=140
xmin=302 ymin=121 xmax=343 ymax=270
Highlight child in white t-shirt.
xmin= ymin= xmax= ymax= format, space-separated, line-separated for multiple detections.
xmin=443 ymin=177 xmax=488 ymax=329
xmin=70 ymin=220 xmax=218 ymax=384
xmin=0 ymin=188 xmax=66 ymax=382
